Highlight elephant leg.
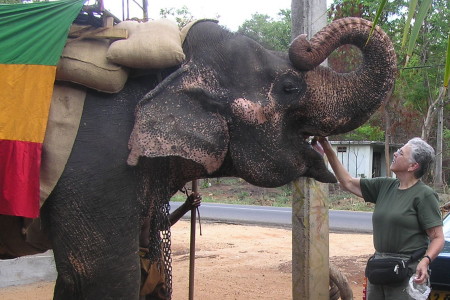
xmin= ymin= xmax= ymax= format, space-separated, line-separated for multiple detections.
xmin=53 ymin=251 xmax=140 ymax=300
xmin=42 ymin=190 xmax=142 ymax=300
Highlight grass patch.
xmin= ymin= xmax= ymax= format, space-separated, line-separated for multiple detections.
xmin=170 ymin=178 xmax=378 ymax=211
xmin=170 ymin=178 xmax=450 ymax=213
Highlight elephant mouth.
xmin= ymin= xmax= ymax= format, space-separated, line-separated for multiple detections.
xmin=297 ymin=135 xmax=337 ymax=183
xmin=302 ymin=135 xmax=324 ymax=155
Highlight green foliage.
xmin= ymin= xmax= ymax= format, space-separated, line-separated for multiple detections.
xmin=362 ymin=0 xmax=449 ymax=86
xmin=201 ymin=179 xmax=211 ymax=189
xmin=401 ymin=0 xmax=417 ymax=49
xmin=446 ymin=35 xmax=450 ymax=87
xmin=404 ymin=0 xmax=432 ymax=61
xmin=328 ymin=0 xmax=365 ymax=19
xmin=328 ymin=0 xmax=408 ymax=27
xmin=159 ymin=5 xmax=195 ymax=28
xmin=396 ymin=0 xmax=449 ymax=123
xmin=444 ymin=127 xmax=450 ymax=140
xmin=341 ymin=124 xmax=385 ymax=141
xmin=237 ymin=9 xmax=291 ymax=51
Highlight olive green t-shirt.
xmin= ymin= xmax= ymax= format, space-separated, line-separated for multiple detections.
xmin=360 ymin=177 xmax=442 ymax=254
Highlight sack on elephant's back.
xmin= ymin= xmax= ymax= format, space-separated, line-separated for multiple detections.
xmin=56 ymin=39 xmax=129 ymax=93
xmin=106 ymin=19 xmax=185 ymax=69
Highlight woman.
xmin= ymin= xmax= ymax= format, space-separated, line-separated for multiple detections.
xmin=317 ymin=137 xmax=444 ymax=299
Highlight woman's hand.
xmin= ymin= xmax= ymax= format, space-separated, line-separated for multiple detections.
xmin=414 ymin=259 xmax=429 ymax=284
xmin=414 ymin=225 xmax=445 ymax=284
xmin=311 ymin=137 xmax=324 ymax=156
xmin=315 ymin=136 xmax=333 ymax=154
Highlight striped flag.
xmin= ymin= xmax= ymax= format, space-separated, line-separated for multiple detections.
xmin=0 ymin=0 xmax=85 ymax=218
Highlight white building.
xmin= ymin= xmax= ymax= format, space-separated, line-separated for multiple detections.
xmin=328 ymin=141 xmax=402 ymax=178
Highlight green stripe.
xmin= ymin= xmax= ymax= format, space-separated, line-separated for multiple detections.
xmin=0 ymin=0 xmax=85 ymax=65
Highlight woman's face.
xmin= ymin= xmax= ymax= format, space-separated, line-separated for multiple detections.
xmin=390 ymin=144 xmax=417 ymax=174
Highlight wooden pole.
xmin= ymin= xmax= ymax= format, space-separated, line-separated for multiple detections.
xmin=434 ymin=86 xmax=447 ymax=192
xmin=291 ymin=0 xmax=328 ymax=297
xmin=292 ymin=178 xmax=329 ymax=300
xmin=189 ymin=180 xmax=198 ymax=300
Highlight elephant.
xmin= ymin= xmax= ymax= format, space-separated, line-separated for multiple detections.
xmin=0 ymin=17 xmax=396 ymax=299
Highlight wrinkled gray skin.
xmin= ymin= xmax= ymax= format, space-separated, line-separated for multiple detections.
xmin=128 ymin=17 xmax=397 ymax=188
xmin=2 ymin=17 xmax=395 ymax=300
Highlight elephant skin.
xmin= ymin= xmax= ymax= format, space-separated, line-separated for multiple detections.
xmin=128 ymin=17 xmax=396 ymax=188
xmin=3 ymin=17 xmax=396 ymax=300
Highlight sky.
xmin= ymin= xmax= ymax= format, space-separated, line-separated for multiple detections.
xmin=92 ymin=0 xmax=300 ymax=31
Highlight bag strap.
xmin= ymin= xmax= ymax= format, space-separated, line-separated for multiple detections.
xmin=407 ymin=248 xmax=427 ymax=263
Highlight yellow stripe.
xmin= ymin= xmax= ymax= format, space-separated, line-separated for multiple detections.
xmin=0 ymin=64 xmax=56 ymax=143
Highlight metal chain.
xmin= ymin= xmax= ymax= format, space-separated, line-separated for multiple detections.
xmin=146 ymin=193 xmax=172 ymax=299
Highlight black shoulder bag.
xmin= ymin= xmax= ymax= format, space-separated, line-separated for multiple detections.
xmin=365 ymin=248 xmax=426 ymax=285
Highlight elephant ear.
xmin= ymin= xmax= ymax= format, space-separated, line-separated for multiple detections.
xmin=127 ymin=82 xmax=230 ymax=174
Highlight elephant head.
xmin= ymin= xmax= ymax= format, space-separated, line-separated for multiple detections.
xmin=127 ymin=17 xmax=396 ymax=187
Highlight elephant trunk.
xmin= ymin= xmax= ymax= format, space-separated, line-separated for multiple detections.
xmin=288 ymin=17 xmax=397 ymax=135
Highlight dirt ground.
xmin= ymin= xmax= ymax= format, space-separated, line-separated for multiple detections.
xmin=0 ymin=220 xmax=374 ymax=300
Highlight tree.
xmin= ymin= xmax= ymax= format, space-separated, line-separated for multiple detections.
xmin=237 ymin=9 xmax=291 ymax=51
xmin=159 ymin=6 xmax=195 ymax=29
xmin=397 ymin=0 xmax=449 ymax=188
xmin=340 ymin=124 xmax=385 ymax=141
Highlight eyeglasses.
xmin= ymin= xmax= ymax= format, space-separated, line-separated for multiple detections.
xmin=395 ymin=147 xmax=416 ymax=164
xmin=395 ymin=148 xmax=404 ymax=156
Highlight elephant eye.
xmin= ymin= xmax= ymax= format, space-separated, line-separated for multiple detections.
xmin=274 ymin=73 xmax=306 ymax=99
xmin=283 ymin=83 xmax=300 ymax=94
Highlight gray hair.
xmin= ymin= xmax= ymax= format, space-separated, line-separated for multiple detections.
xmin=407 ymin=137 xmax=435 ymax=178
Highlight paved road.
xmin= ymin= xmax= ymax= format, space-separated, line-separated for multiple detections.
xmin=171 ymin=202 xmax=373 ymax=233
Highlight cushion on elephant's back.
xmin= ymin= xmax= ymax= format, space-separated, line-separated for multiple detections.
xmin=106 ymin=19 xmax=185 ymax=69
xmin=56 ymin=39 xmax=128 ymax=93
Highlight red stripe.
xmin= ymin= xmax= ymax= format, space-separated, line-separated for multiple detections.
xmin=0 ymin=140 xmax=41 ymax=218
